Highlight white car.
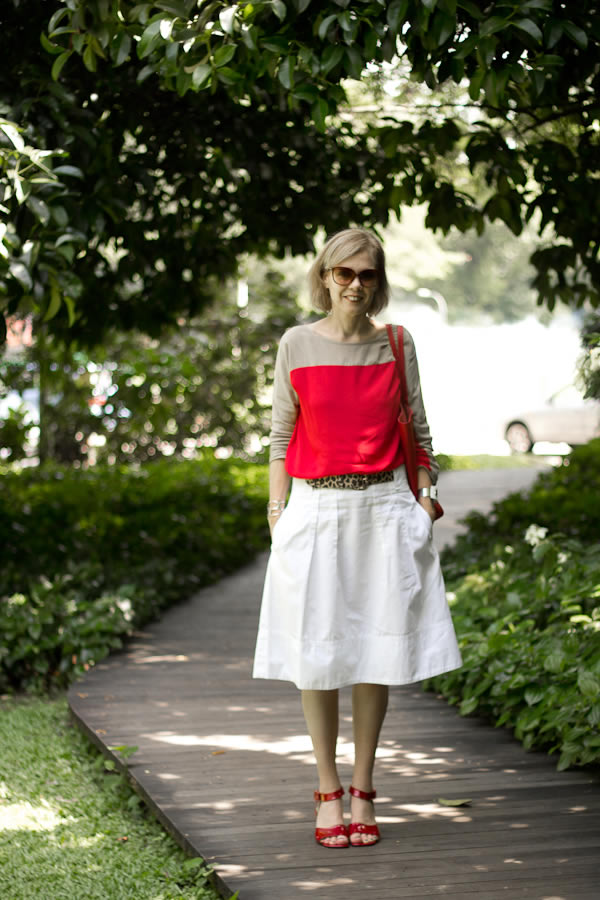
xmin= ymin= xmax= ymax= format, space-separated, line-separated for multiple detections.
xmin=504 ymin=386 xmax=600 ymax=453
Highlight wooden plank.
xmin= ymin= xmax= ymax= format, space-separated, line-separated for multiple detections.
xmin=68 ymin=473 xmax=600 ymax=899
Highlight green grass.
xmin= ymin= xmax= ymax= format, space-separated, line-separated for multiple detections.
xmin=438 ymin=453 xmax=550 ymax=471
xmin=0 ymin=695 xmax=228 ymax=900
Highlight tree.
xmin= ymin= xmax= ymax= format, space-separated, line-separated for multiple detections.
xmin=0 ymin=0 xmax=391 ymax=346
xmin=50 ymin=0 xmax=600 ymax=314
xmin=0 ymin=265 xmax=303 ymax=465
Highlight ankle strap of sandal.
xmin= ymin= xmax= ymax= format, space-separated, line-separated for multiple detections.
xmin=349 ymin=785 xmax=376 ymax=800
xmin=314 ymin=786 xmax=345 ymax=803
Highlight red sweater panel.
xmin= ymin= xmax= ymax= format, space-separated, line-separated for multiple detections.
xmin=284 ymin=361 xmax=431 ymax=479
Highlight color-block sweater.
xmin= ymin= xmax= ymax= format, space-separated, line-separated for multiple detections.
xmin=269 ymin=324 xmax=439 ymax=483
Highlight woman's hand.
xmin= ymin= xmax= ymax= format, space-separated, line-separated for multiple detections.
xmin=419 ymin=497 xmax=436 ymax=523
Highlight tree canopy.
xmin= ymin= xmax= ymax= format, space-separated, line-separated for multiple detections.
xmin=1 ymin=0 xmax=388 ymax=346
xmin=50 ymin=0 xmax=600 ymax=309
xmin=1 ymin=0 xmax=599 ymax=345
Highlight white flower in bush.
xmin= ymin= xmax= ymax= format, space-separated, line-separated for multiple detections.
xmin=116 ymin=597 xmax=133 ymax=622
xmin=524 ymin=524 xmax=549 ymax=547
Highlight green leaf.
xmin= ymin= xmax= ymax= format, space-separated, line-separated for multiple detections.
xmin=27 ymin=196 xmax=50 ymax=225
xmin=545 ymin=20 xmax=563 ymax=49
xmin=271 ymin=0 xmax=287 ymax=22
xmin=457 ymin=0 xmax=484 ymax=18
xmin=216 ymin=66 xmax=242 ymax=85
xmin=9 ymin=260 xmax=33 ymax=292
xmin=345 ymin=46 xmax=363 ymax=79
xmin=113 ymin=32 xmax=132 ymax=66
xmin=214 ymin=44 xmax=236 ymax=67
xmin=155 ymin=0 xmax=194 ymax=17
xmin=524 ymin=687 xmax=545 ymax=706
xmin=53 ymin=165 xmax=84 ymax=179
xmin=578 ymin=670 xmax=600 ymax=698
xmin=40 ymin=32 xmax=64 ymax=56
xmin=320 ymin=44 xmax=344 ymax=74
xmin=512 ymin=18 xmax=543 ymax=43
xmin=48 ymin=7 xmax=69 ymax=33
xmin=51 ymin=50 xmax=73 ymax=81
xmin=83 ymin=42 xmax=98 ymax=72
xmin=63 ymin=295 xmax=77 ymax=327
xmin=312 ymin=97 xmax=328 ymax=132
xmin=563 ymin=21 xmax=588 ymax=49
xmin=44 ymin=278 xmax=62 ymax=323
xmin=480 ymin=16 xmax=508 ymax=38
xmin=422 ymin=0 xmax=438 ymax=9
xmin=318 ymin=14 xmax=338 ymax=40
xmin=292 ymin=85 xmax=319 ymax=102
xmin=278 ymin=55 xmax=295 ymax=89
xmin=50 ymin=206 xmax=69 ymax=227
xmin=138 ymin=18 xmax=163 ymax=58
xmin=460 ymin=696 xmax=478 ymax=715
xmin=387 ymin=0 xmax=409 ymax=34
xmin=191 ymin=64 xmax=211 ymax=88
xmin=137 ymin=64 xmax=155 ymax=84
xmin=296 ymin=0 xmax=312 ymax=11
xmin=437 ymin=797 xmax=472 ymax=806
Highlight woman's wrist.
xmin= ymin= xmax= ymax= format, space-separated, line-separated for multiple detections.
xmin=267 ymin=500 xmax=286 ymax=518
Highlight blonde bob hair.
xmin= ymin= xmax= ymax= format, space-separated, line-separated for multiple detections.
xmin=308 ymin=228 xmax=390 ymax=316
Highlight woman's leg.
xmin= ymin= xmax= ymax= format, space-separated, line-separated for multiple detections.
xmin=301 ymin=688 xmax=347 ymax=847
xmin=350 ymin=683 xmax=389 ymax=845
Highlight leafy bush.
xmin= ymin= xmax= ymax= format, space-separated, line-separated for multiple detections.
xmin=427 ymin=528 xmax=600 ymax=770
xmin=442 ymin=439 xmax=600 ymax=580
xmin=0 ymin=457 xmax=269 ymax=692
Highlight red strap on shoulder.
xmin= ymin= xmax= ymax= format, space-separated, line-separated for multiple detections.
xmin=386 ymin=324 xmax=408 ymax=406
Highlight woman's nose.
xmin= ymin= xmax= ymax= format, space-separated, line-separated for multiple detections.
xmin=349 ymin=273 xmax=362 ymax=288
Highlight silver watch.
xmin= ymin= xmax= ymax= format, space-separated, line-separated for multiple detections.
xmin=418 ymin=486 xmax=438 ymax=501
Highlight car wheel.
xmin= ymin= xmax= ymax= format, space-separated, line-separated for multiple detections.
xmin=505 ymin=422 xmax=533 ymax=454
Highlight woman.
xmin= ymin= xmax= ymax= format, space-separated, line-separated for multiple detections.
xmin=253 ymin=228 xmax=462 ymax=848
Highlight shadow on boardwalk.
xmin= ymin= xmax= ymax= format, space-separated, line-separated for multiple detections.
xmin=69 ymin=469 xmax=600 ymax=899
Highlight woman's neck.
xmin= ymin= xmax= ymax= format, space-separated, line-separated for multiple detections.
xmin=315 ymin=312 xmax=377 ymax=343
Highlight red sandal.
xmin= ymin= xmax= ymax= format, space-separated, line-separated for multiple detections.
xmin=314 ymin=787 xmax=349 ymax=848
xmin=348 ymin=785 xmax=381 ymax=846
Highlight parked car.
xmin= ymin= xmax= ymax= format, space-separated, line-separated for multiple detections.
xmin=504 ymin=386 xmax=600 ymax=453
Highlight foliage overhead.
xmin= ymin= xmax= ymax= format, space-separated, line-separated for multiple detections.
xmin=1 ymin=0 xmax=599 ymax=346
xmin=46 ymin=0 xmax=600 ymax=315
xmin=0 ymin=0 xmax=387 ymax=347
xmin=0 ymin=268 xmax=301 ymax=465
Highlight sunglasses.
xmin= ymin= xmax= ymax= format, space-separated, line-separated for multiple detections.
xmin=329 ymin=266 xmax=378 ymax=287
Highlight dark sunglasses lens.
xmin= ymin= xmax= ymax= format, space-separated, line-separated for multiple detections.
xmin=332 ymin=267 xmax=353 ymax=285
xmin=359 ymin=269 xmax=378 ymax=286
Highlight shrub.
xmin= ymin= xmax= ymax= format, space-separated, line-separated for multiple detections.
xmin=0 ymin=457 xmax=269 ymax=692
xmin=441 ymin=438 xmax=600 ymax=581
xmin=426 ymin=529 xmax=600 ymax=770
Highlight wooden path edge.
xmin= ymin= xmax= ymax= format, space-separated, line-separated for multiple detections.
xmin=68 ymin=678 xmax=237 ymax=899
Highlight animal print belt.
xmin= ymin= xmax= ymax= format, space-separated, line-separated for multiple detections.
xmin=305 ymin=471 xmax=394 ymax=490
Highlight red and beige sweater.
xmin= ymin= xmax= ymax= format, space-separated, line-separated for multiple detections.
xmin=269 ymin=324 xmax=439 ymax=483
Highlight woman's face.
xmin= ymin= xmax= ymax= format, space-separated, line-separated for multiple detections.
xmin=322 ymin=250 xmax=378 ymax=318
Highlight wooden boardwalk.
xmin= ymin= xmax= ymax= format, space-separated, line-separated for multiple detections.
xmin=68 ymin=469 xmax=600 ymax=899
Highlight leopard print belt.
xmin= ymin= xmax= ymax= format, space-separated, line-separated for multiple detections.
xmin=305 ymin=471 xmax=394 ymax=490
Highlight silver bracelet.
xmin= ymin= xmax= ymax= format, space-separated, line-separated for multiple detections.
xmin=418 ymin=486 xmax=438 ymax=500
xmin=267 ymin=500 xmax=286 ymax=514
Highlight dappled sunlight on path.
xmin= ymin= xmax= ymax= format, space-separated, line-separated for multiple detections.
xmin=69 ymin=470 xmax=600 ymax=899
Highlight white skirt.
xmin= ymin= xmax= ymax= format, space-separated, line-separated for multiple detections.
xmin=252 ymin=465 xmax=462 ymax=691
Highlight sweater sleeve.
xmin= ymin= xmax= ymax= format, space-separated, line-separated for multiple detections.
xmin=403 ymin=328 xmax=440 ymax=485
xmin=269 ymin=331 xmax=299 ymax=462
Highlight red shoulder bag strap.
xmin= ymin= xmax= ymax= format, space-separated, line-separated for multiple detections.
xmin=386 ymin=324 xmax=419 ymax=497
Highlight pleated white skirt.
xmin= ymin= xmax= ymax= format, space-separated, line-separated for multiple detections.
xmin=252 ymin=465 xmax=462 ymax=690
